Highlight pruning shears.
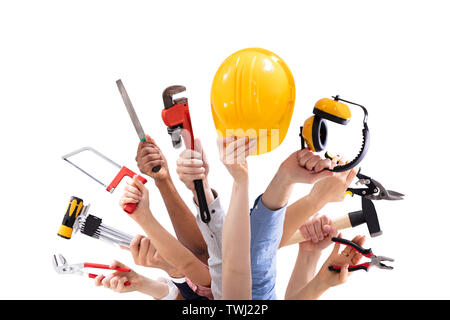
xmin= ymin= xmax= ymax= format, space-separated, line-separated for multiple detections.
xmin=346 ymin=170 xmax=404 ymax=200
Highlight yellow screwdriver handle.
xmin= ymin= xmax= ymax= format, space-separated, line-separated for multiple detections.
xmin=57 ymin=196 xmax=84 ymax=239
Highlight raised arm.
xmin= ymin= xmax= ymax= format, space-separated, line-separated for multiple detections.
xmin=219 ymin=137 xmax=256 ymax=300
xmin=287 ymin=234 xmax=366 ymax=300
xmin=261 ymin=149 xmax=334 ymax=210
xmin=279 ymin=166 xmax=358 ymax=247
xmin=284 ymin=215 xmax=336 ymax=299
xmin=176 ymin=138 xmax=226 ymax=300
xmin=250 ymin=149 xmax=333 ymax=300
xmin=121 ymin=177 xmax=211 ymax=288
xmin=94 ymin=260 xmax=176 ymax=300
xmin=176 ymin=138 xmax=215 ymax=206
xmin=135 ymin=134 xmax=208 ymax=264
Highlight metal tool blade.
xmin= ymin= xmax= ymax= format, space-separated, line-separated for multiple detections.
xmin=52 ymin=254 xmax=67 ymax=273
xmin=116 ymin=79 xmax=146 ymax=141
xmin=62 ymin=146 xmax=122 ymax=187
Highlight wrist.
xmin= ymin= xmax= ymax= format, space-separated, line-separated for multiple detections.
xmin=166 ymin=268 xmax=184 ymax=279
xmin=311 ymin=276 xmax=330 ymax=295
xmin=155 ymin=175 xmax=173 ymax=189
xmin=133 ymin=274 xmax=144 ymax=292
xmin=261 ymin=168 xmax=293 ymax=210
xmin=276 ymin=165 xmax=295 ymax=187
xmin=233 ymin=177 xmax=249 ymax=188
xmin=304 ymin=193 xmax=327 ymax=212
xmin=193 ymin=179 xmax=215 ymax=206
xmin=299 ymin=245 xmax=322 ymax=259
xmin=134 ymin=208 xmax=154 ymax=226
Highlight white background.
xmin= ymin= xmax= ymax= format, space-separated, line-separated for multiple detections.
xmin=0 ymin=0 xmax=449 ymax=299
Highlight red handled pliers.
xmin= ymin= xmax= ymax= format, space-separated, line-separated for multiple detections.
xmin=328 ymin=237 xmax=394 ymax=272
xmin=52 ymin=254 xmax=131 ymax=286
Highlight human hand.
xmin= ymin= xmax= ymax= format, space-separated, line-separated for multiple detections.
xmin=135 ymin=135 xmax=169 ymax=181
xmin=176 ymin=138 xmax=209 ymax=192
xmin=299 ymin=215 xmax=337 ymax=252
xmin=309 ymin=162 xmax=358 ymax=204
xmin=314 ymin=234 xmax=366 ymax=288
xmin=119 ymin=176 xmax=151 ymax=222
xmin=217 ymin=136 xmax=256 ymax=184
xmin=279 ymin=149 xmax=335 ymax=185
xmin=94 ymin=260 xmax=142 ymax=293
xmin=123 ymin=235 xmax=183 ymax=278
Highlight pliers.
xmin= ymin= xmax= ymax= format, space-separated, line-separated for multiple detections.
xmin=346 ymin=170 xmax=404 ymax=201
xmin=52 ymin=253 xmax=131 ymax=286
xmin=328 ymin=237 xmax=394 ymax=272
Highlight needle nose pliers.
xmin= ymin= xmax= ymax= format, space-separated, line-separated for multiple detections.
xmin=328 ymin=237 xmax=394 ymax=273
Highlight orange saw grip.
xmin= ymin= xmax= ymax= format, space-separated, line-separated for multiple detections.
xmin=106 ymin=166 xmax=147 ymax=214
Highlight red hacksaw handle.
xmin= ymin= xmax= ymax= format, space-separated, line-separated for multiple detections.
xmin=106 ymin=166 xmax=147 ymax=214
xmin=88 ymin=274 xmax=131 ymax=286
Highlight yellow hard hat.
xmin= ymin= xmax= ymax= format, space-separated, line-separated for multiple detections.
xmin=211 ymin=48 xmax=295 ymax=155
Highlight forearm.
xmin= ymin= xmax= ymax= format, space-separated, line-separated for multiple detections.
xmin=137 ymin=212 xmax=211 ymax=287
xmin=155 ymin=177 xmax=209 ymax=264
xmin=279 ymin=194 xmax=327 ymax=247
xmin=261 ymin=168 xmax=294 ymax=210
xmin=285 ymin=248 xmax=321 ymax=299
xmin=137 ymin=275 xmax=169 ymax=299
xmin=222 ymin=181 xmax=252 ymax=300
xmin=286 ymin=277 xmax=329 ymax=300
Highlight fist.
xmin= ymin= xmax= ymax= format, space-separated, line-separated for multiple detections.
xmin=136 ymin=135 xmax=169 ymax=180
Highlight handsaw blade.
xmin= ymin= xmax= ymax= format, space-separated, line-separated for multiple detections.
xmin=116 ymin=79 xmax=146 ymax=141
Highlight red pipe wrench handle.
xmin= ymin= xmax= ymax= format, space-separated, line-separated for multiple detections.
xmin=106 ymin=166 xmax=147 ymax=214
xmin=88 ymin=274 xmax=131 ymax=286
xmin=84 ymin=263 xmax=131 ymax=272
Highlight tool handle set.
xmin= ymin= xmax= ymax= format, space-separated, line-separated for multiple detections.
xmin=79 ymin=213 xmax=134 ymax=248
xmin=96 ymin=233 xmax=132 ymax=248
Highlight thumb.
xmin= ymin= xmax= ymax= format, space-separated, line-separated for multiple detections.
xmin=313 ymin=170 xmax=334 ymax=182
xmin=346 ymin=167 xmax=359 ymax=185
xmin=339 ymin=264 xmax=349 ymax=284
xmin=110 ymin=260 xmax=127 ymax=269
xmin=194 ymin=138 xmax=209 ymax=166
xmin=132 ymin=175 xmax=146 ymax=193
xmin=181 ymin=129 xmax=193 ymax=150
xmin=331 ymin=240 xmax=341 ymax=257
xmin=193 ymin=138 xmax=203 ymax=154
xmin=144 ymin=135 xmax=160 ymax=150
